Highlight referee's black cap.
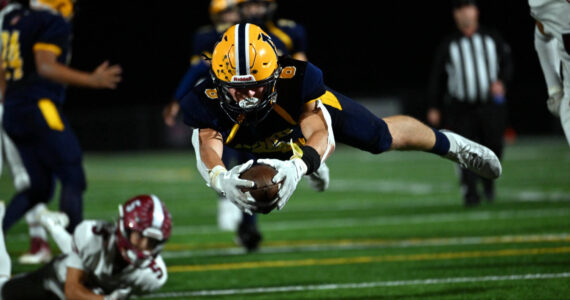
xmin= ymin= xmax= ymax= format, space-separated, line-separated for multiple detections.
xmin=452 ymin=0 xmax=477 ymax=9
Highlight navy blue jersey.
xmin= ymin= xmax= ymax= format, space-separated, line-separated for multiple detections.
xmin=181 ymin=56 xmax=394 ymax=160
xmin=189 ymin=24 xmax=227 ymax=64
xmin=263 ymin=19 xmax=307 ymax=57
xmin=181 ymin=57 xmax=324 ymax=159
xmin=1 ymin=6 xmax=71 ymax=107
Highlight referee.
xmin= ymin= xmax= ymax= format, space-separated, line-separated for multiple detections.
xmin=427 ymin=0 xmax=513 ymax=206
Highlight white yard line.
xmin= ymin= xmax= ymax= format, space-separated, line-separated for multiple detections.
xmin=5 ymin=206 xmax=569 ymax=242
xmin=140 ymin=272 xmax=570 ymax=298
xmin=325 ymin=179 xmax=449 ymax=194
xmin=170 ymin=207 xmax=570 ymax=236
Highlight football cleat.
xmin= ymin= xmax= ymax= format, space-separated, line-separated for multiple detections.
xmin=442 ymin=130 xmax=502 ymax=179
xmin=235 ymin=218 xmax=262 ymax=252
xmin=305 ymin=162 xmax=329 ymax=192
xmin=18 ymin=237 xmax=51 ymax=264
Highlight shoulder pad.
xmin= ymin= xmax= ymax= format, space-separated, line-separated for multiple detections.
xmin=72 ymin=220 xmax=112 ymax=259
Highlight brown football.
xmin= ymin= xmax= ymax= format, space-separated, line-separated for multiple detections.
xmin=240 ymin=164 xmax=279 ymax=214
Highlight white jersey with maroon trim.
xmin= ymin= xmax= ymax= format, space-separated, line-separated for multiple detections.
xmin=529 ymin=0 xmax=570 ymax=69
xmin=49 ymin=220 xmax=167 ymax=297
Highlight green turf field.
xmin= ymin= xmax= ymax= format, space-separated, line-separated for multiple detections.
xmin=1 ymin=136 xmax=569 ymax=299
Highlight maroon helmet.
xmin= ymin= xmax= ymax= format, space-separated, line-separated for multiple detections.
xmin=116 ymin=194 xmax=172 ymax=268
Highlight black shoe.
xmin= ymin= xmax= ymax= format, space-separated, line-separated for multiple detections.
xmin=236 ymin=219 xmax=262 ymax=252
xmin=484 ymin=191 xmax=495 ymax=202
xmin=483 ymin=181 xmax=495 ymax=203
xmin=464 ymin=195 xmax=480 ymax=207
xmin=483 ymin=185 xmax=495 ymax=203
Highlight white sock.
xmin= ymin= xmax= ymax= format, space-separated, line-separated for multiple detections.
xmin=26 ymin=203 xmax=48 ymax=241
xmin=217 ymin=197 xmax=242 ymax=231
xmin=2 ymin=132 xmax=31 ymax=192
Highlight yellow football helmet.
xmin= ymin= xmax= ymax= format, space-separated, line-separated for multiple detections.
xmin=30 ymin=0 xmax=74 ymax=19
xmin=209 ymin=0 xmax=237 ymax=16
xmin=209 ymin=0 xmax=240 ymax=25
xmin=211 ymin=22 xmax=280 ymax=124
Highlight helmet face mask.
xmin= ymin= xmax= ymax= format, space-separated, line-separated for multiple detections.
xmin=211 ymin=23 xmax=280 ymax=125
xmin=116 ymin=195 xmax=172 ymax=268
xmin=118 ymin=229 xmax=163 ymax=268
xmin=213 ymin=68 xmax=280 ymax=125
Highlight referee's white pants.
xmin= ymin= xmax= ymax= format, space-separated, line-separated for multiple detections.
xmin=560 ymin=62 xmax=570 ymax=148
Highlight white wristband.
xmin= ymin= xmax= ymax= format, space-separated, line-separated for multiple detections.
xmin=208 ymin=165 xmax=227 ymax=192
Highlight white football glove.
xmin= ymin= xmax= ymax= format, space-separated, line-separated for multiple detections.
xmin=257 ymin=158 xmax=307 ymax=211
xmin=104 ymin=287 xmax=132 ymax=300
xmin=209 ymin=160 xmax=256 ymax=214
xmin=305 ymin=162 xmax=329 ymax=192
xmin=547 ymin=90 xmax=564 ymax=117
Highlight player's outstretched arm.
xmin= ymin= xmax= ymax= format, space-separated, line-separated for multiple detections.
xmin=35 ymin=50 xmax=122 ymax=89
xmin=197 ymin=128 xmax=225 ymax=170
xmin=65 ymin=267 xmax=106 ymax=300
xmin=162 ymin=100 xmax=180 ymax=127
xmin=300 ymin=100 xmax=335 ymax=161
xmin=258 ymin=100 xmax=333 ymax=211
xmin=197 ymin=128 xmax=257 ymax=213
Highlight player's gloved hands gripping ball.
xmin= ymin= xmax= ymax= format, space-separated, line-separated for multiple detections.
xmin=257 ymin=158 xmax=306 ymax=211
xmin=258 ymin=141 xmax=322 ymax=211
xmin=209 ymin=160 xmax=257 ymax=214
xmin=104 ymin=287 xmax=132 ymax=300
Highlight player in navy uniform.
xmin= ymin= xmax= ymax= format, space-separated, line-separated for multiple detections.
xmin=162 ymin=0 xmax=240 ymax=127
xmin=164 ymin=0 xmax=313 ymax=251
xmin=181 ymin=23 xmax=502 ymax=218
xmin=238 ymin=0 xmax=308 ymax=61
xmin=163 ymin=0 xmax=308 ymax=125
xmin=0 ymin=0 xmax=122 ymax=263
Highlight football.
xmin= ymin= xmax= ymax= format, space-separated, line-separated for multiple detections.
xmin=240 ymin=163 xmax=279 ymax=214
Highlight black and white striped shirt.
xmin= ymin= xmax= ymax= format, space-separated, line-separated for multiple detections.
xmin=429 ymin=26 xmax=513 ymax=107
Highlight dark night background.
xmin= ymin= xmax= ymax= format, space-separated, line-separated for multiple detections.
xmin=63 ymin=0 xmax=556 ymax=151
